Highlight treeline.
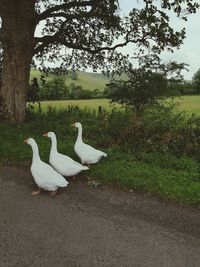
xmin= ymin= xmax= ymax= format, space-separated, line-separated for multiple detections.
xmin=176 ymin=68 xmax=200 ymax=95
xmin=177 ymin=81 xmax=197 ymax=95
xmin=28 ymin=76 xmax=105 ymax=102
xmin=28 ymin=68 xmax=200 ymax=103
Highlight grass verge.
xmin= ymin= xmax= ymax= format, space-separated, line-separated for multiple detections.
xmin=1 ymin=109 xmax=200 ymax=204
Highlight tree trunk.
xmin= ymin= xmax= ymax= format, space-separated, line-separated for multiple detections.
xmin=0 ymin=43 xmax=31 ymax=122
xmin=0 ymin=0 xmax=36 ymax=122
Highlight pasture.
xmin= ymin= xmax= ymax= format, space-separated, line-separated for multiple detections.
xmin=176 ymin=95 xmax=200 ymax=114
xmin=34 ymin=99 xmax=114 ymax=112
xmin=33 ymin=95 xmax=200 ymax=114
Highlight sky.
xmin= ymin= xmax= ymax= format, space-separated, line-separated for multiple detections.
xmin=118 ymin=0 xmax=200 ymax=80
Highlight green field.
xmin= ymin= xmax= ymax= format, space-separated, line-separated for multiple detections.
xmin=34 ymin=99 xmax=115 ymax=112
xmin=30 ymin=69 xmax=200 ymax=114
xmin=30 ymin=69 xmax=109 ymax=91
xmin=177 ymin=95 xmax=200 ymax=114
xmin=34 ymin=95 xmax=200 ymax=114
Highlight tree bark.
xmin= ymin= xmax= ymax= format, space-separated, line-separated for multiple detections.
xmin=0 ymin=0 xmax=36 ymax=122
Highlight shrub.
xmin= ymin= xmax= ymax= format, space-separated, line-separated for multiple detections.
xmin=24 ymin=102 xmax=200 ymax=161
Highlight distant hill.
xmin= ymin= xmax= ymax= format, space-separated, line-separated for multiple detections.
xmin=30 ymin=69 xmax=109 ymax=91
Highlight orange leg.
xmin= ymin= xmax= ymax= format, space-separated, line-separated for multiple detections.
xmin=31 ymin=187 xmax=41 ymax=196
xmin=49 ymin=191 xmax=57 ymax=197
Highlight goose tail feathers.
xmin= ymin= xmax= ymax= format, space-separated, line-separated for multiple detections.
xmin=82 ymin=166 xmax=89 ymax=170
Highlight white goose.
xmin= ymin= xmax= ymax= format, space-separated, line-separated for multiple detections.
xmin=43 ymin=131 xmax=89 ymax=177
xmin=24 ymin=138 xmax=69 ymax=196
xmin=71 ymin=122 xmax=107 ymax=165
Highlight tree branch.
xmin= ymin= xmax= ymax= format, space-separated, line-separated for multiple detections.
xmin=38 ymin=0 xmax=93 ymax=21
xmin=33 ymin=42 xmax=47 ymax=55
xmin=38 ymin=9 xmax=100 ymax=21
xmin=33 ymin=30 xmax=135 ymax=56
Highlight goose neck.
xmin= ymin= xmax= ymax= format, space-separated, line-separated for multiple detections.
xmin=31 ymin=143 xmax=41 ymax=163
xmin=77 ymin=126 xmax=83 ymax=142
xmin=50 ymin=135 xmax=58 ymax=152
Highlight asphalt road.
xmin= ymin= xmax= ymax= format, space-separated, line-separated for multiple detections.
xmin=0 ymin=164 xmax=200 ymax=267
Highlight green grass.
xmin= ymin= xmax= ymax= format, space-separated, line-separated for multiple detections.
xmin=32 ymin=95 xmax=200 ymax=114
xmin=177 ymin=95 xmax=200 ymax=114
xmin=70 ymin=71 xmax=108 ymax=90
xmin=1 ymin=109 xmax=200 ymax=204
xmin=34 ymin=99 xmax=115 ymax=112
xmin=89 ymin=158 xmax=200 ymax=203
xmin=30 ymin=69 xmax=109 ymax=91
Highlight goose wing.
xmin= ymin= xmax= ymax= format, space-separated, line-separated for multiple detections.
xmin=31 ymin=161 xmax=68 ymax=187
xmin=76 ymin=142 xmax=106 ymax=159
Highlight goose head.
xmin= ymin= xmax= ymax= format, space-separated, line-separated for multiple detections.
xmin=43 ymin=132 xmax=57 ymax=152
xmin=42 ymin=131 xmax=56 ymax=139
xmin=71 ymin=122 xmax=82 ymax=129
xmin=24 ymin=138 xmax=36 ymax=146
xmin=24 ymin=138 xmax=40 ymax=158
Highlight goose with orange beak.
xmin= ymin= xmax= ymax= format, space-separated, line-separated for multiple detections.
xmin=72 ymin=122 xmax=107 ymax=165
xmin=24 ymin=138 xmax=69 ymax=196
xmin=43 ymin=131 xmax=89 ymax=178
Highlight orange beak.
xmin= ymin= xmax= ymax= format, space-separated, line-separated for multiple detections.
xmin=42 ymin=132 xmax=48 ymax=137
xmin=24 ymin=139 xmax=28 ymax=144
xmin=71 ymin=123 xmax=76 ymax=127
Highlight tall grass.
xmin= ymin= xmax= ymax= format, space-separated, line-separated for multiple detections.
xmin=33 ymin=99 xmax=117 ymax=112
